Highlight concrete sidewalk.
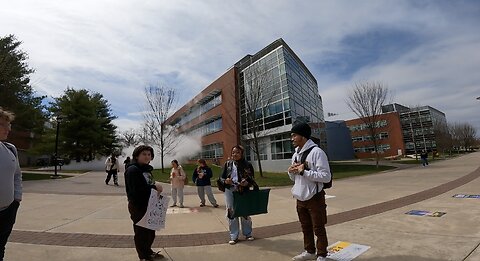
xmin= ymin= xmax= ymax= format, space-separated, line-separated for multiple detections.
xmin=5 ymin=152 xmax=480 ymax=261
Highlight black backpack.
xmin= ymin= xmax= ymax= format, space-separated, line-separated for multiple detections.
xmin=299 ymin=146 xmax=332 ymax=189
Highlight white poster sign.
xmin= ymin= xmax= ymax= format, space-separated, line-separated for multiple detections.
xmin=136 ymin=189 xmax=170 ymax=231
xmin=327 ymin=241 xmax=370 ymax=261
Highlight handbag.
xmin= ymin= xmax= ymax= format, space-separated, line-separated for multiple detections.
xmin=216 ymin=178 xmax=225 ymax=192
xmin=232 ymin=188 xmax=270 ymax=217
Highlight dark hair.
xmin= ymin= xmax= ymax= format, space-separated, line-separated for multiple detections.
xmin=132 ymin=145 xmax=154 ymax=161
xmin=171 ymin=159 xmax=179 ymax=166
xmin=231 ymin=145 xmax=245 ymax=157
xmin=197 ymin=159 xmax=207 ymax=165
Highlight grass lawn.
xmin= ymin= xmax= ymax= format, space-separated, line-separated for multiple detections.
xmin=22 ymin=168 xmax=89 ymax=174
xmin=153 ymin=163 xmax=396 ymax=187
xmin=22 ymin=172 xmax=72 ymax=181
xmin=394 ymin=159 xmax=440 ymax=164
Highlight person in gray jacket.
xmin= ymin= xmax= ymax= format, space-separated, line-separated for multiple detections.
xmin=0 ymin=107 xmax=22 ymax=261
xmin=288 ymin=122 xmax=331 ymax=261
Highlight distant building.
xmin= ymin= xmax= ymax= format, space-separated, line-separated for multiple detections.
xmin=383 ymin=103 xmax=447 ymax=154
xmin=345 ymin=112 xmax=405 ymax=159
xmin=325 ymin=121 xmax=354 ymax=160
xmin=165 ymin=38 xmax=326 ymax=172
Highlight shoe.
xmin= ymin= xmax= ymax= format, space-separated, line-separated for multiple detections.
xmin=200 ymin=203 xmax=205 ymax=207
xmin=150 ymin=251 xmax=165 ymax=259
xmin=179 ymin=205 xmax=184 ymax=208
xmin=114 ymin=183 xmax=119 ymax=186
xmin=228 ymin=239 xmax=238 ymax=245
xmin=316 ymin=256 xmax=327 ymax=261
xmin=246 ymin=236 xmax=254 ymax=241
xmin=292 ymin=251 xmax=316 ymax=260
xmin=170 ymin=204 xmax=177 ymax=207
xmin=105 ymin=181 xmax=108 ymax=185
xmin=213 ymin=204 xmax=219 ymax=208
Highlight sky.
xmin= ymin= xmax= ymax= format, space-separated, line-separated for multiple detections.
xmin=1 ymin=0 xmax=479 ymax=133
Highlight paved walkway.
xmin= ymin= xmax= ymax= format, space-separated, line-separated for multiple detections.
xmin=5 ymin=152 xmax=480 ymax=261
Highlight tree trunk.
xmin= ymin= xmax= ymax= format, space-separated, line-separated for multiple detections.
xmin=252 ymin=130 xmax=264 ymax=177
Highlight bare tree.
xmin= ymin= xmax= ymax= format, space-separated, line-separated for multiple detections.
xmin=454 ymin=122 xmax=477 ymax=151
xmin=449 ymin=123 xmax=461 ymax=154
xmin=240 ymin=63 xmax=276 ymax=177
xmin=433 ymin=121 xmax=452 ymax=157
xmin=346 ymin=81 xmax=390 ymax=167
xmin=143 ymin=84 xmax=178 ymax=173
xmin=119 ymin=129 xmax=139 ymax=147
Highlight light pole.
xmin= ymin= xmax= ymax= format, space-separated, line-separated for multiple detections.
xmin=51 ymin=116 xmax=62 ymax=179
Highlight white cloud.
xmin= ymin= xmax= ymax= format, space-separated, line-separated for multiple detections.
xmin=1 ymin=0 xmax=479 ymax=132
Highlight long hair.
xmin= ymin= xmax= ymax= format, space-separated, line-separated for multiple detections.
xmin=231 ymin=145 xmax=245 ymax=159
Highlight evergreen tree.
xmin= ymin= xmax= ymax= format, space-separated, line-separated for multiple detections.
xmin=0 ymin=34 xmax=46 ymax=132
xmin=50 ymin=88 xmax=119 ymax=161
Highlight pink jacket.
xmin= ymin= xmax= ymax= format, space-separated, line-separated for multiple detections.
xmin=170 ymin=166 xmax=186 ymax=188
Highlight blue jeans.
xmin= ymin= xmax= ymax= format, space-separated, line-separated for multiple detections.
xmin=224 ymin=188 xmax=252 ymax=240
xmin=421 ymin=158 xmax=429 ymax=166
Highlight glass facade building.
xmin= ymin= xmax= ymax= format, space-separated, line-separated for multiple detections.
xmin=165 ymin=39 xmax=326 ymax=171
xmin=382 ymin=103 xmax=447 ymax=154
xmin=235 ymin=39 xmax=326 ymax=168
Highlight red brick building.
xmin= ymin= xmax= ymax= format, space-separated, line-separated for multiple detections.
xmin=345 ymin=112 xmax=405 ymax=159
xmin=164 ymin=68 xmax=239 ymax=166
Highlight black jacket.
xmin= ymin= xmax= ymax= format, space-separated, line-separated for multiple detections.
xmin=192 ymin=166 xmax=213 ymax=186
xmin=124 ymin=163 xmax=156 ymax=208
xmin=220 ymin=159 xmax=255 ymax=190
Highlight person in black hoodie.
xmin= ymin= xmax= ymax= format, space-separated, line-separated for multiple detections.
xmin=192 ymin=159 xmax=219 ymax=208
xmin=124 ymin=145 xmax=164 ymax=261
xmin=218 ymin=145 xmax=256 ymax=245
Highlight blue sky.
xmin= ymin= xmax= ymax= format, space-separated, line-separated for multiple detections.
xmin=1 ymin=0 xmax=479 ymax=132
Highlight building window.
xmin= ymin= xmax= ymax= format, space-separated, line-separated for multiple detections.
xmin=349 ymin=120 xmax=388 ymax=132
xmin=252 ymin=143 xmax=268 ymax=161
xmin=178 ymin=92 xmax=222 ymax=126
xmin=192 ymin=143 xmax=223 ymax=160
xmin=271 ymin=133 xmax=293 ymax=160
xmin=187 ymin=117 xmax=222 ymax=137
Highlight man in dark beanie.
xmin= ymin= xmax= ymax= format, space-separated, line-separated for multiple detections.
xmin=288 ymin=122 xmax=331 ymax=261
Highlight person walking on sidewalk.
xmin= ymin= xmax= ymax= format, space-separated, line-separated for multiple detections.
xmin=288 ymin=122 xmax=331 ymax=261
xmin=169 ymin=159 xmax=186 ymax=208
xmin=0 ymin=107 xmax=22 ymax=261
xmin=123 ymin=156 xmax=131 ymax=173
xmin=420 ymin=150 xmax=429 ymax=167
xmin=105 ymin=154 xmax=119 ymax=186
xmin=192 ymin=159 xmax=219 ymax=208
xmin=218 ymin=145 xmax=256 ymax=245
xmin=124 ymin=145 xmax=164 ymax=261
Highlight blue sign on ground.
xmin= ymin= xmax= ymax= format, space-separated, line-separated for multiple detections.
xmin=452 ymin=194 xmax=480 ymax=199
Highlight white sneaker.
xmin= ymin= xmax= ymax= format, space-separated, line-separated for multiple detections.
xmin=228 ymin=239 xmax=238 ymax=245
xmin=292 ymin=251 xmax=316 ymax=260
xmin=317 ymin=256 xmax=327 ymax=261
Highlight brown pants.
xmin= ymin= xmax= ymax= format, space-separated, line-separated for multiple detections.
xmin=296 ymin=190 xmax=328 ymax=257
xmin=128 ymin=202 xmax=155 ymax=260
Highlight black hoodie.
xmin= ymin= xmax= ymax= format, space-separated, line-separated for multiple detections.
xmin=124 ymin=163 xmax=156 ymax=208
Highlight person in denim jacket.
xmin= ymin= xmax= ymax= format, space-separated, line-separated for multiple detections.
xmin=218 ymin=145 xmax=255 ymax=245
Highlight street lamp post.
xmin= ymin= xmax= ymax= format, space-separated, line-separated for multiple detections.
xmin=51 ymin=116 xmax=62 ymax=179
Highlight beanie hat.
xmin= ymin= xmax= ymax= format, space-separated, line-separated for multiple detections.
xmin=291 ymin=122 xmax=311 ymax=139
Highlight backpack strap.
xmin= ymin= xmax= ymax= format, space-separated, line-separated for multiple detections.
xmin=298 ymin=146 xmax=315 ymax=165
